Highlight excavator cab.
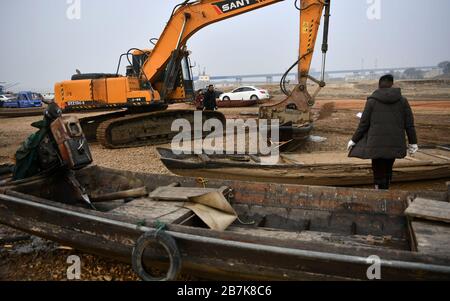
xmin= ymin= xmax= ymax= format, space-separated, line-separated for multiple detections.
xmin=180 ymin=54 xmax=195 ymax=102
xmin=152 ymin=47 xmax=195 ymax=103
xmin=127 ymin=50 xmax=151 ymax=78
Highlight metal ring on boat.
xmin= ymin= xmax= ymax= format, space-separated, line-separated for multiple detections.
xmin=132 ymin=230 xmax=181 ymax=281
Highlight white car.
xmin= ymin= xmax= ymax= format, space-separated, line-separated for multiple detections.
xmin=219 ymin=86 xmax=270 ymax=101
xmin=0 ymin=95 xmax=13 ymax=102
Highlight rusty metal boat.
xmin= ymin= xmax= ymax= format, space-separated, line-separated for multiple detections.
xmin=0 ymin=165 xmax=450 ymax=280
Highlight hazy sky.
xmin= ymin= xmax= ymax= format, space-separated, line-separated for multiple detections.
xmin=1 ymin=0 xmax=449 ymax=92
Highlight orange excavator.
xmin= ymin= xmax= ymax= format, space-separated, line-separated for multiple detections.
xmin=54 ymin=0 xmax=331 ymax=149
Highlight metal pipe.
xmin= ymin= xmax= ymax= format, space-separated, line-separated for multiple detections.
xmin=320 ymin=0 xmax=331 ymax=83
xmin=1 ymin=193 xmax=450 ymax=276
xmin=176 ymin=14 xmax=189 ymax=50
xmin=320 ymin=53 xmax=327 ymax=82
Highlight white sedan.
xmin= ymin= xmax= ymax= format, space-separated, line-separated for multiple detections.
xmin=0 ymin=95 xmax=13 ymax=102
xmin=219 ymin=86 xmax=270 ymax=101
xmin=0 ymin=94 xmax=14 ymax=102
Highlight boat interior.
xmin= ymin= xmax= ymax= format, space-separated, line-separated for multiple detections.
xmin=5 ymin=165 xmax=447 ymax=258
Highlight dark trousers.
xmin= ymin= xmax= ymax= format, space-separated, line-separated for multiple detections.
xmin=371 ymin=159 xmax=396 ymax=190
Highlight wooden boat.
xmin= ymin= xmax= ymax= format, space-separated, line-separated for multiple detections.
xmin=0 ymin=107 xmax=45 ymax=118
xmin=195 ymin=99 xmax=257 ymax=110
xmin=157 ymin=147 xmax=450 ymax=187
xmin=0 ymin=165 xmax=450 ymax=280
xmin=217 ymin=99 xmax=257 ymax=108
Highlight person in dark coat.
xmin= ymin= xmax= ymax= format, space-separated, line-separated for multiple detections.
xmin=203 ymin=85 xmax=218 ymax=111
xmin=348 ymin=75 xmax=418 ymax=190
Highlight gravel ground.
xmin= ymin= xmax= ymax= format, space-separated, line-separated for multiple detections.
xmin=1 ymin=82 xmax=449 ymax=281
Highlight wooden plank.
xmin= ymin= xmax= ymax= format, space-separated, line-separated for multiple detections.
xmin=437 ymin=145 xmax=450 ymax=152
xmin=149 ymin=186 xmax=228 ymax=202
xmin=412 ymin=221 xmax=450 ymax=256
xmin=110 ymin=198 xmax=192 ymax=225
xmin=404 ymin=156 xmax=421 ymax=162
xmin=405 ymin=198 xmax=450 ymax=224
xmin=418 ymin=150 xmax=450 ymax=161
xmin=228 ymin=226 xmax=409 ymax=251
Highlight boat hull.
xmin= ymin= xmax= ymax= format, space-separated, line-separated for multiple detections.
xmin=0 ymin=166 xmax=449 ymax=281
xmin=157 ymin=148 xmax=450 ymax=187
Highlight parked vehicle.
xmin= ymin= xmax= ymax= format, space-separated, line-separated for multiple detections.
xmin=1 ymin=91 xmax=42 ymax=108
xmin=0 ymin=94 xmax=15 ymax=107
xmin=0 ymin=95 xmax=12 ymax=102
xmin=220 ymin=86 xmax=270 ymax=101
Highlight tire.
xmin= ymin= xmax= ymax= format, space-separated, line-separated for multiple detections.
xmin=223 ymin=96 xmax=230 ymax=101
xmin=250 ymin=95 xmax=259 ymax=101
xmin=132 ymin=230 xmax=181 ymax=281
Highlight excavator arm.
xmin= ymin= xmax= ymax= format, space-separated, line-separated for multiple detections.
xmin=145 ymin=0 xmax=330 ymax=126
xmin=259 ymin=0 xmax=330 ymax=127
xmin=143 ymin=0 xmax=284 ymax=83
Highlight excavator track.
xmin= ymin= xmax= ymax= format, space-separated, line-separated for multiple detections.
xmin=95 ymin=110 xmax=226 ymax=149
xmin=78 ymin=103 xmax=169 ymax=142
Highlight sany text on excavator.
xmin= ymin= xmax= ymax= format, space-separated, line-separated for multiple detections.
xmin=54 ymin=0 xmax=331 ymax=150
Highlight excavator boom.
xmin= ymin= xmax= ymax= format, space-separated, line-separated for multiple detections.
xmin=143 ymin=0 xmax=284 ymax=83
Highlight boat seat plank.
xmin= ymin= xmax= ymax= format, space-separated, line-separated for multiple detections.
xmin=411 ymin=221 xmax=450 ymax=256
xmin=149 ymin=186 xmax=229 ymax=202
xmin=406 ymin=198 xmax=450 ymax=224
xmin=228 ymin=226 xmax=409 ymax=251
xmin=110 ymin=198 xmax=192 ymax=225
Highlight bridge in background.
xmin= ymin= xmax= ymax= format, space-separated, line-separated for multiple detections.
xmin=194 ymin=66 xmax=439 ymax=84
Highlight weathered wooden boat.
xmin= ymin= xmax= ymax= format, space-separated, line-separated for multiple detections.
xmin=157 ymin=147 xmax=450 ymax=187
xmin=0 ymin=107 xmax=45 ymax=118
xmin=195 ymin=99 xmax=258 ymax=110
xmin=216 ymin=99 xmax=258 ymax=108
xmin=0 ymin=165 xmax=449 ymax=281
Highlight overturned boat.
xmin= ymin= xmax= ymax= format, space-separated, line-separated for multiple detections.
xmin=157 ymin=146 xmax=450 ymax=187
xmin=0 ymin=165 xmax=450 ymax=280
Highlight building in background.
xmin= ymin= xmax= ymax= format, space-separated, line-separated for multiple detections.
xmin=424 ymin=68 xmax=444 ymax=79
xmin=194 ymin=72 xmax=211 ymax=90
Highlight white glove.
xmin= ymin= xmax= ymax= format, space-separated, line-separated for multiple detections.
xmin=347 ymin=140 xmax=356 ymax=151
xmin=408 ymin=144 xmax=419 ymax=155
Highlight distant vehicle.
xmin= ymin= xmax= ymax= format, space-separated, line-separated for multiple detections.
xmin=1 ymin=91 xmax=42 ymax=108
xmin=0 ymin=94 xmax=15 ymax=107
xmin=0 ymin=95 xmax=13 ymax=102
xmin=219 ymin=86 xmax=270 ymax=101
